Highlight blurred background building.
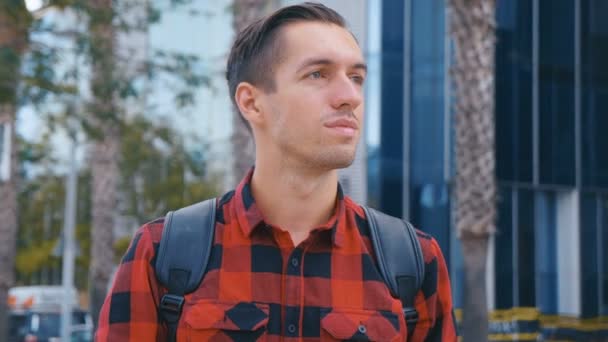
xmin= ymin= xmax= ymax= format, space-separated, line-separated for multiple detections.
xmin=9 ymin=0 xmax=608 ymax=340
xmin=363 ymin=0 xmax=608 ymax=340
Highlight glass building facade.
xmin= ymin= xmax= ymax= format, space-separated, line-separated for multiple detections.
xmin=369 ymin=0 xmax=608 ymax=338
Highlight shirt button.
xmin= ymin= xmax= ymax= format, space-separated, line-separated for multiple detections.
xmin=358 ymin=324 xmax=367 ymax=334
xmin=291 ymin=257 xmax=299 ymax=267
xmin=288 ymin=324 xmax=297 ymax=334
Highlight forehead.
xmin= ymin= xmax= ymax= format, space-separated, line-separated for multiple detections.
xmin=276 ymin=22 xmax=364 ymax=70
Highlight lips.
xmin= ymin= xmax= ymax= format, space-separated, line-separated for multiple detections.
xmin=323 ymin=118 xmax=358 ymax=130
xmin=323 ymin=117 xmax=358 ymax=137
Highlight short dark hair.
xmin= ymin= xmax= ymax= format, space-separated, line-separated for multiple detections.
xmin=226 ymin=2 xmax=347 ymax=121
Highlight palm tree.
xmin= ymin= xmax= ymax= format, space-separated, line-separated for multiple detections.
xmin=230 ymin=0 xmax=277 ymax=184
xmin=87 ymin=0 xmax=119 ymax=329
xmin=0 ymin=1 xmax=30 ymax=340
xmin=448 ymin=0 xmax=497 ymax=341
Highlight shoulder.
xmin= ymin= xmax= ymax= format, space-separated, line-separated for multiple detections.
xmin=117 ymin=217 xmax=166 ymax=266
xmin=130 ymin=216 xmax=166 ymax=247
xmin=412 ymin=228 xmax=447 ymax=265
xmin=129 ymin=193 xmax=234 ymax=257
xmin=349 ymin=200 xmax=447 ymax=263
xmin=138 ymin=192 xmax=234 ymax=240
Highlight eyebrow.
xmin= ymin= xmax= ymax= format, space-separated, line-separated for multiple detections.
xmin=296 ymin=58 xmax=367 ymax=73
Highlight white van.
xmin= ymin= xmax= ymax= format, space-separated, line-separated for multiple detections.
xmin=8 ymin=285 xmax=78 ymax=312
xmin=8 ymin=286 xmax=92 ymax=342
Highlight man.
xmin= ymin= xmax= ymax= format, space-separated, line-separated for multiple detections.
xmin=96 ymin=2 xmax=457 ymax=341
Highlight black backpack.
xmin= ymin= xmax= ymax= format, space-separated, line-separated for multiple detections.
xmin=155 ymin=198 xmax=425 ymax=341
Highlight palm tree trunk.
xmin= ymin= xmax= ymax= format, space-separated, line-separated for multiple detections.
xmin=88 ymin=0 xmax=119 ymax=329
xmin=448 ymin=0 xmax=497 ymax=340
xmin=89 ymin=133 xmax=119 ymax=329
xmin=230 ymin=0 xmax=277 ymax=183
xmin=461 ymin=236 xmax=490 ymax=341
xmin=0 ymin=2 xmax=29 ymax=340
xmin=0 ymin=106 xmax=17 ymax=342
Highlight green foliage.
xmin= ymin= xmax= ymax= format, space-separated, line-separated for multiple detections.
xmin=0 ymin=0 xmax=30 ymax=104
xmin=20 ymin=47 xmax=77 ymax=106
xmin=119 ymin=115 xmax=218 ymax=223
xmin=16 ymin=117 xmax=219 ymax=288
xmin=0 ymin=47 xmax=22 ymax=103
xmin=4 ymin=0 xmax=218 ymax=290
xmin=15 ymin=239 xmax=58 ymax=275
xmin=16 ymin=171 xmax=65 ymax=278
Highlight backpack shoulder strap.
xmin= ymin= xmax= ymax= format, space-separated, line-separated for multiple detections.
xmin=155 ymin=198 xmax=217 ymax=342
xmin=362 ymin=206 xmax=425 ymax=326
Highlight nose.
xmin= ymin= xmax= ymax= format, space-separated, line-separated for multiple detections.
xmin=329 ymin=73 xmax=363 ymax=111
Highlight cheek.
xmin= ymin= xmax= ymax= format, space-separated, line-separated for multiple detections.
xmin=280 ymin=104 xmax=319 ymax=131
xmin=355 ymin=105 xmax=364 ymax=120
xmin=279 ymin=113 xmax=316 ymax=141
xmin=267 ymin=90 xmax=324 ymax=138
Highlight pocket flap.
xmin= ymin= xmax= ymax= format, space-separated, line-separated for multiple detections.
xmin=184 ymin=300 xmax=269 ymax=331
xmin=321 ymin=308 xmax=400 ymax=341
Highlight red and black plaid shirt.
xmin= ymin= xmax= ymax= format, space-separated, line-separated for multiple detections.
xmin=96 ymin=171 xmax=457 ymax=341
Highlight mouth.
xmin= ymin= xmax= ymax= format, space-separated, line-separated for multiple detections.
xmin=323 ymin=118 xmax=359 ymax=137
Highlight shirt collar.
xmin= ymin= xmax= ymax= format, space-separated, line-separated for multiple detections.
xmin=232 ymin=168 xmax=346 ymax=248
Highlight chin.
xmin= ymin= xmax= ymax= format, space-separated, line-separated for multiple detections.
xmin=314 ymin=150 xmax=357 ymax=170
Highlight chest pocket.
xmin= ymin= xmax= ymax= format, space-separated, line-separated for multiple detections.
xmin=320 ymin=308 xmax=402 ymax=341
xmin=180 ymin=300 xmax=269 ymax=342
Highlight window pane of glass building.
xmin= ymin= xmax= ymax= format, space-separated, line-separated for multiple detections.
xmin=410 ymin=0 xmax=445 ymax=186
xmin=409 ymin=0 xmax=450 ymax=252
xmin=495 ymin=0 xmax=533 ymax=183
xmin=580 ymin=193 xmax=599 ymax=317
xmin=495 ymin=186 xmax=514 ymax=309
xmin=581 ymin=0 xmax=608 ymax=188
xmin=518 ymin=188 xmax=535 ymax=307
xmin=603 ymin=196 xmax=608 ymax=315
xmin=538 ymin=0 xmax=576 ymax=186
xmin=535 ymin=191 xmax=558 ymax=314
xmin=378 ymin=0 xmax=405 ymax=218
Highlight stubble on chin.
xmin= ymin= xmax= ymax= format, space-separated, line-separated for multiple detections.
xmin=309 ymin=146 xmax=357 ymax=170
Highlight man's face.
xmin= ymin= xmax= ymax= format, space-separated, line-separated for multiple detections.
xmin=257 ymin=21 xmax=366 ymax=170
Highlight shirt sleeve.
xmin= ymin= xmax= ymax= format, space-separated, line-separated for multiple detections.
xmin=411 ymin=234 xmax=458 ymax=342
xmin=95 ymin=221 xmax=167 ymax=341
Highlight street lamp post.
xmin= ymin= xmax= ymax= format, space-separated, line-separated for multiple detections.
xmin=61 ymin=134 xmax=78 ymax=342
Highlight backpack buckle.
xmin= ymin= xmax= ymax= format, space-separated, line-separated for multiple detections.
xmin=159 ymin=294 xmax=185 ymax=323
xmin=404 ymin=307 xmax=419 ymax=325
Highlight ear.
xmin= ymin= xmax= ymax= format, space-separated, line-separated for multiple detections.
xmin=235 ymin=82 xmax=264 ymax=125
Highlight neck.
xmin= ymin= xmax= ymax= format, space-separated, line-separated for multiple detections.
xmin=250 ymin=160 xmax=339 ymax=238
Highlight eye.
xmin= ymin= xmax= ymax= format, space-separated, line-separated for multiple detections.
xmin=350 ymin=74 xmax=365 ymax=85
xmin=308 ymin=71 xmax=322 ymax=80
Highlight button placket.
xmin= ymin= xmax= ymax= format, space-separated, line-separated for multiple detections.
xmin=284 ymin=249 xmax=302 ymax=338
xmin=287 ymin=248 xmax=302 ymax=274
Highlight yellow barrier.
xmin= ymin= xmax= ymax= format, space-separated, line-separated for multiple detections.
xmin=540 ymin=315 xmax=608 ymax=331
xmin=453 ymin=308 xmax=608 ymax=341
